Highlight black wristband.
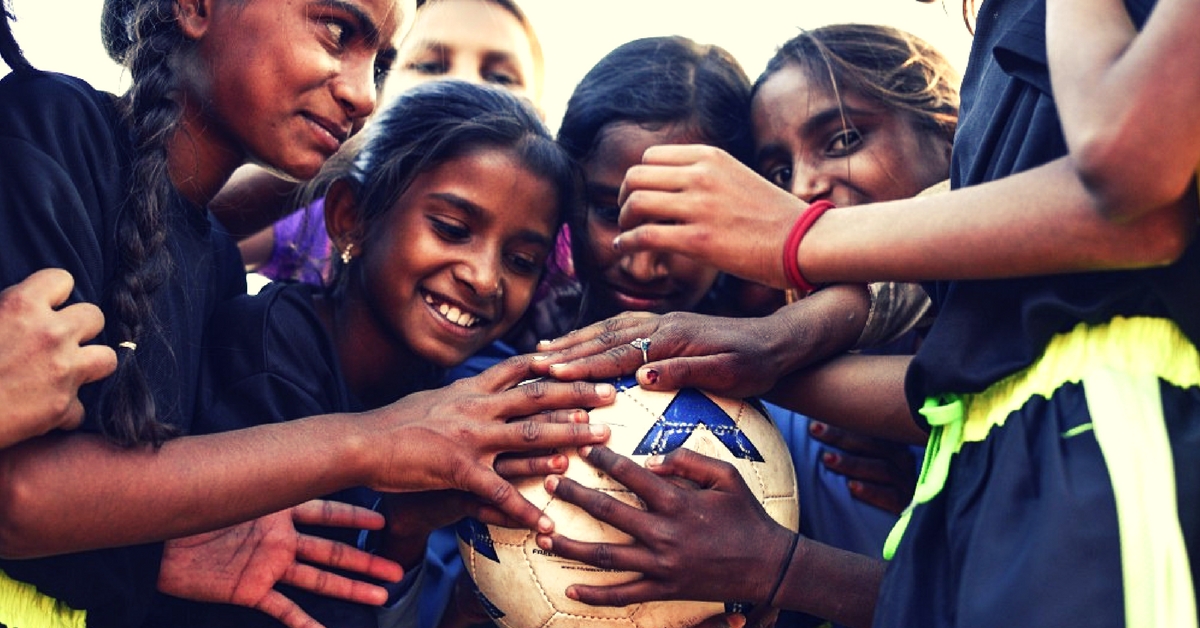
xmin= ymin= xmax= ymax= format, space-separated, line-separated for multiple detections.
xmin=766 ymin=531 xmax=801 ymax=607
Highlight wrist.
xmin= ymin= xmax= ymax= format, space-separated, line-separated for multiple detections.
xmin=764 ymin=530 xmax=801 ymax=606
xmin=782 ymin=200 xmax=837 ymax=296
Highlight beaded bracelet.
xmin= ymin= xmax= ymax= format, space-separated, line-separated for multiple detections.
xmin=766 ymin=531 xmax=801 ymax=607
xmin=782 ymin=199 xmax=836 ymax=295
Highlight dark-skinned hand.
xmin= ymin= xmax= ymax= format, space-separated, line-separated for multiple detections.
xmin=534 ymin=446 xmax=796 ymax=607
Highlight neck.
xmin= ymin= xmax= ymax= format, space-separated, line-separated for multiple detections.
xmin=166 ymin=98 xmax=246 ymax=207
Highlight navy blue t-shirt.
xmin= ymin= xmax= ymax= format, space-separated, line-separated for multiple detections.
xmin=906 ymin=0 xmax=1200 ymax=415
xmin=148 ymin=281 xmax=379 ymax=628
xmin=0 ymin=71 xmax=245 ymax=628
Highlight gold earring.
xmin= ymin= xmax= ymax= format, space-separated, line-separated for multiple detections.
xmin=341 ymin=243 xmax=354 ymax=265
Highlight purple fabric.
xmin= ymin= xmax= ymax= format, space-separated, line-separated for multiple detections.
xmin=257 ymin=199 xmax=332 ymax=285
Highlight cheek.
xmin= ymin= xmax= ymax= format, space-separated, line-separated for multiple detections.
xmin=502 ymin=277 xmax=540 ymax=321
xmin=670 ymin=257 xmax=720 ymax=301
xmin=582 ymin=219 xmax=620 ymax=271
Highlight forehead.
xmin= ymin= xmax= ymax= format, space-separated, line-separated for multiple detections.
xmin=402 ymin=0 xmax=532 ymax=58
xmin=587 ymin=122 xmax=703 ymax=177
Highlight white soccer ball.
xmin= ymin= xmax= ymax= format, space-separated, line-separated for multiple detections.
xmin=457 ymin=377 xmax=801 ymax=628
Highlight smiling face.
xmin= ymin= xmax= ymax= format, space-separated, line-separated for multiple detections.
xmin=576 ymin=121 xmax=721 ymax=319
xmin=383 ymin=0 xmax=540 ymax=106
xmin=176 ymin=0 xmax=406 ymax=182
xmin=751 ymin=62 xmax=951 ymax=207
xmin=343 ymin=146 xmax=559 ymax=368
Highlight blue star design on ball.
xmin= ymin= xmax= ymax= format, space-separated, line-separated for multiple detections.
xmin=615 ymin=377 xmax=764 ymax=462
xmin=456 ymin=517 xmax=499 ymax=562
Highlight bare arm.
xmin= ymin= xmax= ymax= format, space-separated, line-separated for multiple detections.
xmin=208 ymin=165 xmax=303 ymax=240
xmin=0 ymin=356 xmax=615 ymax=558
xmin=615 ymin=150 xmax=1193 ymax=289
xmin=1048 ymin=0 xmax=1200 ymax=216
xmin=767 ymin=354 xmax=927 ymax=446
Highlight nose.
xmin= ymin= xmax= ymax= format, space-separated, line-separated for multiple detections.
xmin=454 ymin=256 xmax=504 ymax=301
xmin=620 ymin=250 xmax=668 ymax=283
xmin=788 ymin=168 xmax=831 ymax=204
xmin=332 ymin=55 xmax=378 ymax=121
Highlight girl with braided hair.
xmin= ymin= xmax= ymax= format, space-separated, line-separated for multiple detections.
xmin=0 ymin=2 xmax=614 ymax=627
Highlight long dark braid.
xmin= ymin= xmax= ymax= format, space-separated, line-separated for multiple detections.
xmin=103 ymin=0 xmax=183 ymax=446
xmin=0 ymin=0 xmax=33 ymax=74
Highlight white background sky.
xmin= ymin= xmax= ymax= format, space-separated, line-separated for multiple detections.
xmin=3 ymin=0 xmax=975 ymax=130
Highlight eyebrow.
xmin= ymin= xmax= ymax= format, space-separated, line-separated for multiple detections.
xmin=313 ymin=0 xmax=382 ymax=46
xmin=754 ymin=103 xmax=875 ymax=165
xmin=428 ymin=192 xmax=554 ymax=247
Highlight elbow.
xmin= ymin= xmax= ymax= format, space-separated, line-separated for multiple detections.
xmin=0 ymin=462 xmax=51 ymax=559
xmin=1071 ymin=132 xmax=1194 ymax=219
xmin=1097 ymin=198 xmax=1197 ymax=269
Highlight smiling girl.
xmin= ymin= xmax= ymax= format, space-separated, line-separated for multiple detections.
xmin=0 ymin=2 xmax=610 ymax=627
xmin=156 ymin=78 xmax=579 ymax=628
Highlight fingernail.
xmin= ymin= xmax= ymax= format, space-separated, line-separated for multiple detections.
xmin=589 ymin=424 xmax=609 ymax=438
xmin=551 ymin=454 xmax=568 ymax=471
xmin=532 ymin=354 xmax=549 ymax=361
xmin=822 ymin=452 xmax=839 ymax=465
xmin=640 ymin=368 xmax=659 ymax=385
xmin=566 ymin=586 xmax=580 ymax=600
xmin=536 ymin=534 xmax=552 ymax=550
xmin=727 ymin=614 xmax=747 ymax=628
xmin=611 ymin=237 xmax=622 ymax=251
xmin=572 ymin=409 xmax=589 ymax=422
xmin=545 ymin=475 xmax=561 ymax=492
xmin=809 ymin=421 xmax=826 ymax=436
xmin=537 ymin=339 xmax=551 ymax=348
xmin=848 ymin=480 xmax=863 ymax=493
xmin=580 ymin=445 xmax=594 ymax=457
xmin=646 ymin=454 xmax=665 ymax=468
xmin=538 ymin=515 xmax=554 ymax=534
xmin=595 ymin=383 xmax=615 ymax=396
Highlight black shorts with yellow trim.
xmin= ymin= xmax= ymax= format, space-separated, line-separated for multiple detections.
xmin=874 ymin=317 xmax=1200 ymax=628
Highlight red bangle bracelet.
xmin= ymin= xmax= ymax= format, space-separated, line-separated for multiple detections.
xmin=782 ymin=199 xmax=836 ymax=295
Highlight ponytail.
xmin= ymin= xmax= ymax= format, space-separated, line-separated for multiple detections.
xmin=0 ymin=0 xmax=33 ymax=74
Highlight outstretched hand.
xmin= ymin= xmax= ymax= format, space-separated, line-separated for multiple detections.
xmin=615 ymin=144 xmax=806 ymax=288
xmin=158 ymin=500 xmax=403 ymax=628
xmin=363 ymin=354 xmax=614 ymax=536
xmin=535 ymin=446 xmax=795 ymax=607
xmin=533 ymin=312 xmax=798 ymax=398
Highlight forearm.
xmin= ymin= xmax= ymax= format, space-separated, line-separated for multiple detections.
xmin=798 ymin=158 xmax=1194 ymax=286
xmin=766 ymin=284 xmax=871 ymax=376
xmin=0 ymin=413 xmax=373 ymax=558
xmin=208 ymin=165 xmax=302 ymax=239
xmin=1048 ymin=0 xmax=1200 ymax=215
xmin=767 ymin=354 xmax=926 ymax=446
xmin=776 ymin=537 xmax=884 ymax=628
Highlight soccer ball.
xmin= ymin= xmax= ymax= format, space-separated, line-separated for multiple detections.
xmin=457 ymin=376 xmax=800 ymax=628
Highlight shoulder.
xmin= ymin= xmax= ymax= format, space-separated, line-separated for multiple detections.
xmin=199 ymin=282 xmax=348 ymax=426
xmin=0 ymin=72 xmax=124 ymax=147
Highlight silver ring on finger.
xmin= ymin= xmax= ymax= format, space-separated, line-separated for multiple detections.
xmin=630 ymin=337 xmax=651 ymax=364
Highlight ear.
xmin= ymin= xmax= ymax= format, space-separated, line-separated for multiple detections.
xmin=174 ymin=0 xmax=213 ymax=41
xmin=325 ymin=179 xmax=365 ymax=255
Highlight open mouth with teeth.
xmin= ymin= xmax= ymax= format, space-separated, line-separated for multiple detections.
xmin=423 ymin=292 xmax=487 ymax=329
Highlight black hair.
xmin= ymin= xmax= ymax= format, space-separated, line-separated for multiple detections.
xmin=755 ymin=23 xmax=960 ymax=146
xmin=557 ymin=36 xmax=753 ymax=166
xmin=99 ymin=0 xmax=187 ymax=445
xmin=305 ymin=79 xmax=579 ymax=293
xmin=1 ymin=0 xmax=33 ymax=74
